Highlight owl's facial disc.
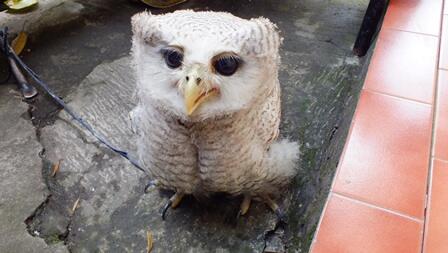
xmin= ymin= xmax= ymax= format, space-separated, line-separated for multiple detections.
xmin=182 ymin=53 xmax=242 ymax=116
xmin=183 ymin=64 xmax=219 ymax=116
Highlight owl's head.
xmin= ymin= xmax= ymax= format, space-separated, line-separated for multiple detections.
xmin=131 ymin=10 xmax=282 ymax=121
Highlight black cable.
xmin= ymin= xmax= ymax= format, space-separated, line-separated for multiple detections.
xmin=0 ymin=27 xmax=11 ymax=84
xmin=0 ymin=27 xmax=147 ymax=174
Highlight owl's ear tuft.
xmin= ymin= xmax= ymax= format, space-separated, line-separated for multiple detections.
xmin=254 ymin=17 xmax=283 ymax=48
xmin=131 ymin=11 xmax=163 ymax=47
xmin=240 ymin=17 xmax=282 ymax=58
xmin=131 ymin=12 xmax=152 ymax=38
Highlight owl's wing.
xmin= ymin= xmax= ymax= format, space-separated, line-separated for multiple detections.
xmin=256 ymin=82 xmax=281 ymax=147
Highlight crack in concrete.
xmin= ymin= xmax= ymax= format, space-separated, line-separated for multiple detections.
xmin=24 ymin=99 xmax=140 ymax=251
xmin=8 ymin=1 xmax=373 ymax=250
xmin=23 ymin=103 xmax=73 ymax=251
xmin=261 ymin=222 xmax=286 ymax=253
xmin=24 ymin=194 xmax=51 ymax=238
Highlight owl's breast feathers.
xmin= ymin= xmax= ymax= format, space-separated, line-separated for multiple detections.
xmin=136 ymin=81 xmax=298 ymax=197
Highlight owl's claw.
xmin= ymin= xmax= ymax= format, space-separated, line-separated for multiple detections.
xmin=263 ymin=195 xmax=287 ymax=224
xmin=161 ymin=201 xmax=171 ymax=220
xmin=144 ymin=180 xmax=159 ymax=193
xmin=161 ymin=192 xmax=185 ymax=220
xmin=237 ymin=195 xmax=251 ymax=219
xmin=274 ymin=207 xmax=287 ymax=225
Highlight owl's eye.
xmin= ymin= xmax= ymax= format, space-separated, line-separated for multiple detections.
xmin=161 ymin=48 xmax=183 ymax=69
xmin=213 ymin=55 xmax=241 ymax=76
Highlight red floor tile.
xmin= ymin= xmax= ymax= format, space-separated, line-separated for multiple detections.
xmin=311 ymin=194 xmax=423 ymax=253
xmin=439 ymin=16 xmax=448 ymax=70
xmin=434 ymin=70 xmax=448 ymax=161
xmin=333 ymin=90 xmax=432 ymax=219
xmin=424 ymin=159 xmax=448 ymax=253
xmin=364 ymin=29 xmax=438 ymax=104
xmin=382 ymin=0 xmax=443 ymax=36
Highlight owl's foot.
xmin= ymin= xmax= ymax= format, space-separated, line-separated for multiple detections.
xmin=263 ymin=195 xmax=287 ymax=224
xmin=237 ymin=195 xmax=252 ymax=218
xmin=161 ymin=192 xmax=185 ymax=220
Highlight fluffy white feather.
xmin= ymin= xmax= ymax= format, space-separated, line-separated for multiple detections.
xmin=131 ymin=10 xmax=299 ymax=199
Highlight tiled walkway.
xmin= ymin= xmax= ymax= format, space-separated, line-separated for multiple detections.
xmin=310 ymin=1 xmax=448 ymax=252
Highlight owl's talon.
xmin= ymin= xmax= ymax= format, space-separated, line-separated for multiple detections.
xmin=274 ymin=208 xmax=287 ymax=224
xmin=161 ymin=201 xmax=171 ymax=220
xmin=161 ymin=192 xmax=185 ymax=220
xmin=237 ymin=195 xmax=251 ymax=218
xmin=144 ymin=180 xmax=159 ymax=193
xmin=263 ymin=195 xmax=287 ymax=224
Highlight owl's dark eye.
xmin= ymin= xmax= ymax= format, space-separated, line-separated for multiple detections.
xmin=213 ymin=55 xmax=241 ymax=76
xmin=161 ymin=47 xmax=183 ymax=69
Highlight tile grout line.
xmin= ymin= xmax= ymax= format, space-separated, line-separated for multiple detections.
xmin=382 ymin=27 xmax=440 ymax=38
xmin=362 ymin=88 xmax=432 ymax=106
xmin=423 ymin=159 xmax=435 ymax=253
xmin=311 ymin=3 xmax=444 ymax=251
xmin=434 ymin=157 xmax=448 ymax=164
xmin=421 ymin=1 xmax=445 ymax=252
xmin=332 ymin=192 xmax=423 ymax=224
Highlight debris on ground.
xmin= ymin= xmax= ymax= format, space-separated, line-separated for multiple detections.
xmin=4 ymin=0 xmax=38 ymax=11
xmin=70 ymin=198 xmax=80 ymax=215
xmin=146 ymin=230 xmax=153 ymax=253
xmin=51 ymin=159 xmax=62 ymax=177
xmin=11 ymin=31 xmax=27 ymax=54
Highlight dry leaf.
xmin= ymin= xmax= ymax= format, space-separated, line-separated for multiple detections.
xmin=141 ymin=0 xmax=186 ymax=8
xmin=51 ymin=159 xmax=62 ymax=177
xmin=146 ymin=230 xmax=153 ymax=253
xmin=71 ymin=198 xmax=80 ymax=214
xmin=12 ymin=31 xmax=27 ymax=55
xmin=4 ymin=0 xmax=38 ymax=10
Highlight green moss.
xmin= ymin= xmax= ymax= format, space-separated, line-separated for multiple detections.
xmin=45 ymin=234 xmax=63 ymax=244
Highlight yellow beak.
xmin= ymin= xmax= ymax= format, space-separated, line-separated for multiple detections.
xmin=184 ymin=65 xmax=218 ymax=115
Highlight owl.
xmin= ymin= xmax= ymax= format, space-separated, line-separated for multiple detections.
xmin=130 ymin=10 xmax=300 ymax=220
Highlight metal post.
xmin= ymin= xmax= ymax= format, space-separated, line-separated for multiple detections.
xmin=353 ymin=0 xmax=388 ymax=57
xmin=8 ymin=56 xmax=37 ymax=99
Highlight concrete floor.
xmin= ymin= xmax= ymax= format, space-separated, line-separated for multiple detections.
xmin=0 ymin=0 xmax=371 ymax=252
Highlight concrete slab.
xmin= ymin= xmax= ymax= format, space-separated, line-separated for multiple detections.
xmin=0 ymin=0 xmax=84 ymax=35
xmin=0 ymin=84 xmax=68 ymax=253
xmin=38 ymin=57 xmax=278 ymax=252
xmin=0 ymin=0 xmax=373 ymax=252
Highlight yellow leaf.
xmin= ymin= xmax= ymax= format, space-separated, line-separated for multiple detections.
xmin=11 ymin=31 xmax=27 ymax=55
xmin=50 ymin=159 xmax=63 ymax=177
xmin=4 ymin=0 xmax=37 ymax=10
xmin=146 ymin=230 xmax=153 ymax=253
xmin=141 ymin=0 xmax=186 ymax=8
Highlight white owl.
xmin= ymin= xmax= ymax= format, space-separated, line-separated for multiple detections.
xmin=130 ymin=10 xmax=300 ymax=220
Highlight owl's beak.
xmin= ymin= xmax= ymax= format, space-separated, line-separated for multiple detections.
xmin=183 ymin=65 xmax=218 ymax=115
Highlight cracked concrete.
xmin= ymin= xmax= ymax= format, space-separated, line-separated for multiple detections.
xmin=0 ymin=85 xmax=68 ymax=253
xmin=36 ymin=57 xmax=279 ymax=253
xmin=0 ymin=0 xmax=373 ymax=252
